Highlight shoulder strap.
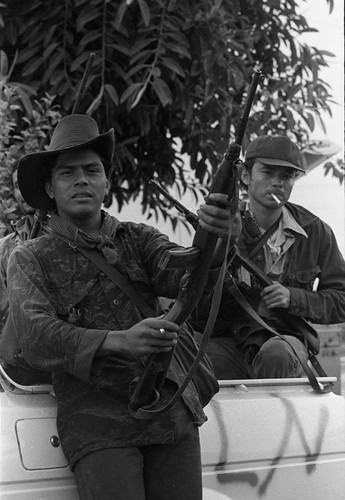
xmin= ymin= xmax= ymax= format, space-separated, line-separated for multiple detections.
xmin=51 ymin=231 xmax=156 ymax=318
xmin=247 ymin=213 xmax=282 ymax=259
xmin=78 ymin=246 xmax=157 ymax=318
xmin=225 ymin=271 xmax=332 ymax=394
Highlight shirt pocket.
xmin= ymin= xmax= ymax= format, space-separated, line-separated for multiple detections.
xmin=49 ymin=284 xmax=91 ymax=324
xmin=292 ymin=265 xmax=321 ymax=291
xmin=123 ymin=260 xmax=149 ymax=284
xmin=121 ymin=260 xmax=154 ymax=301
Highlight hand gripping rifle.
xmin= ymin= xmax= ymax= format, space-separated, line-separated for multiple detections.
xmin=128 ymin=69 xmax=263 ymax=418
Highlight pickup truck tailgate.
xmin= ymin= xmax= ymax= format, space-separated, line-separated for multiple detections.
xmin=200 ymin=378 xmax=345 ymax=500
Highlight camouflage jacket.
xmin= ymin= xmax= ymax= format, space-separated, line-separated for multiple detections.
xmin=0 ymin=216 xmax=36 ymax=332
xmin=7 ymin=212 xmax=216 ymax=467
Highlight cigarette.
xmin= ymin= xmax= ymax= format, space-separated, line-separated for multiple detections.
xmin=271 ymin=193 xmax=281 ymax=205
xmin=159 ymin=328 xmax=165 ymax=335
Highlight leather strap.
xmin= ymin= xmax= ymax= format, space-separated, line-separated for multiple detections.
xmin=56 ymin=224 xmax=233 ymax=416
xmin=225 ymin=272 xmax=332 ymax=393
xmin=76 ymin=246 xmax=156 ymax=318
xmin=247 ymin=213 xmax=282 ymax=259
xmin=52 ymin=231 xmax=223 ymax=416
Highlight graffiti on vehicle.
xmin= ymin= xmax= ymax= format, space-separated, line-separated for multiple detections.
xmin=212 ymin=393 xmax=330 ymax=496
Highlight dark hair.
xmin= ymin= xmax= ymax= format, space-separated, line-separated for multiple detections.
xmin=44 ymin=149 xmax=113 ymax=182
xmin=239 ymin=158 xmax=255 ymax=191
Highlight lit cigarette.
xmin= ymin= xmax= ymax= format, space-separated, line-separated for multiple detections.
xmin=271 ymin=193 xmax=281 ymax=205
xmin=159 ymin=328 xmax=165 ymax=335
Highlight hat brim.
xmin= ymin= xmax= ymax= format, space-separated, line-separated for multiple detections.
xmin=257 ymin=157 xmax=305 ymax=172
xmin=18 ymin=129 xmax=115 ymax=210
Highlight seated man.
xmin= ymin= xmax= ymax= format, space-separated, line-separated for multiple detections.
xmin=192 ymin=135 xmax=345 ymax=380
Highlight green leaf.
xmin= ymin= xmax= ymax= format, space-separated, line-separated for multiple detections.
xmin=80 ymin=31 xmax=101 ymax=48
xmin=114 ymin=2 xmax=128 ymax=31
xmin=21 ymin=57 xmax=43 ymax=77
xmin=160 ymin=57 xmax=185 ymax=77
xmin=120 ymin=83 xmax=144 ymax=104
xmin=105 ymin=83 xmax=119 ymax=105
xmin=164 ymin=42 xmax=191 ymax=59
xmin=130 ymin=37 xmax=156 ymax=56
xmin=0 ymin=50 xmax=8 ymax=77
xmin=16 ymin=46 xmax=41 ymax=65
xmin=13 ymin=86 xmax=33 ymax=115
xmin=138 ymin=0 xmax=151 ymax=27
xmin=152 ymin=77 xmax=172 ymax=107
xmin=126 ymin=63 xmax=150 ymax=79
xmin=43 ymin=43 xmax=59 ymax=61
xmin=76 ymin=9 xmax=100 ymax=32
xmin=70 ymin=53 xmax=92 ymax=73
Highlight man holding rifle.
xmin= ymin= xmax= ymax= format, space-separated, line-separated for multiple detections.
xmin=192 ymin=134 xmax=345 ymax=380
xmin=6 ymin=113 xmax=232 ymax=500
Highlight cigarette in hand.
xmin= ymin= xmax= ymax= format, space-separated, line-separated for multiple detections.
xmin=271 ymin=193 xmax=281 ymax=205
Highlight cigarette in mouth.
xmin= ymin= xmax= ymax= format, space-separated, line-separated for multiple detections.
xmin=271 ymin=193 xmax=281 ymax=205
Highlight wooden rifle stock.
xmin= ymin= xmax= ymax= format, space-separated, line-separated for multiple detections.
xmin=129 ymin=70 xmax=263 ymax=416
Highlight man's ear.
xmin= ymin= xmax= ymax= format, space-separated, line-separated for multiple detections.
xmin=45 ymin=181 xmax=54 ymax=200
xmin=103 ymin=179 xmax=111 ymax=204
xmin=241 ymin=169 xmax=251 ymax=186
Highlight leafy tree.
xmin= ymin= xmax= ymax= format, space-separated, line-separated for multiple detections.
xmin=0 ymin=0 xmax=341 ymax=228
xmin=0 ymin=51 xmax=62 ymax=234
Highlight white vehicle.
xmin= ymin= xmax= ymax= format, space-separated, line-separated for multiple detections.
xmin=1 ymin=361 xmax=344 ymax=500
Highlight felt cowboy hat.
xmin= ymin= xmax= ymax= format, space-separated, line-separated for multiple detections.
xmin=245 ymin=135 xmax=305 ymax=172
xmin=17 ymin=114 xmax=115 ymax=210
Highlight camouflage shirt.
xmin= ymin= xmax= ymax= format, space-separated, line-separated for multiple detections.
xmin=7 ymin=212 xmax=214 ymax=467
xmin=0 ymin=216 xmax=36 ymax=332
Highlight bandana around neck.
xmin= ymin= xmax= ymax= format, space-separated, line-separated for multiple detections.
xmin=49 ymin=211 xmax=120 ymax=263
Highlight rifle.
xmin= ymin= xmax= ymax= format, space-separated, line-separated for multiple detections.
xmin=128 ymin=69 xmax=263 ymax=417
xmin=28 ymin=209 xmax=49 ymax=239
xmin=149 ymin=179 xmax=199 ymax=230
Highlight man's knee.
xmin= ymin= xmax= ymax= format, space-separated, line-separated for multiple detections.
xmin=251 ymin=336 xmax=304 ymax=378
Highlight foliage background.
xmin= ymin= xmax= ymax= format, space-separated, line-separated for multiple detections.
xmin=0 ymin=0 xmax=342 ymax=235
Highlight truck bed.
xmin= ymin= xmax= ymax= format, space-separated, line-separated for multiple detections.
xmin=1 ymin=373 xmax=344 ymax=499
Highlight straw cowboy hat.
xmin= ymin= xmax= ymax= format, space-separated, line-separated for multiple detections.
xmin=17 ymin=114 xmax=115 ymax=210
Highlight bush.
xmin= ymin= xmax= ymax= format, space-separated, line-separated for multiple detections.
xmin=0 ymin=61 xmax=61 ymax=236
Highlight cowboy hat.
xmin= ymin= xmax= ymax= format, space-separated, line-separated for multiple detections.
xmin=245 ymin=135 xmax=305 ymax=172
xmin=17 ymin=114 xmax=115 ymax=210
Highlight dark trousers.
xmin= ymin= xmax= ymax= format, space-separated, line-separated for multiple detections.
xmin=73 ymin=401 xmax=202 ymax=500
xmin=202 ymin=333 xmax=309 ymax=380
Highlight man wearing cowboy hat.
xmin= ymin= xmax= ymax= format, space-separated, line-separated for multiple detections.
xmin=6 ymin=114 xmax=233 ymax=500
xmin=191 ymin=134 xmax=345 ymax=380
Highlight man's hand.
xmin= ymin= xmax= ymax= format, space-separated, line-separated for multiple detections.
xmin=97 ymin=317 xmax=179 ymax=357
xmin=197 ymin=193 xmax=242 ymax=267
xmin=197 ymin=193 xmax=233 ymax=240
xmin=260 ymin=281 xmax=291 ymax=309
